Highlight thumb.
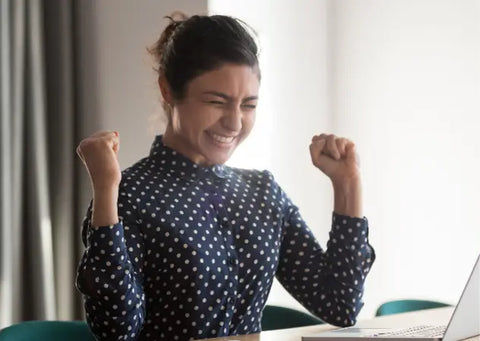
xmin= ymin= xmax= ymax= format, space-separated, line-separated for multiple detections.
xmin=310 ymin=139 xmax=336 ymax=171
xmin=345 ymin=142 xmax=360 ymax=167
xmin=309 ymin=139 xmax=326 ymax=157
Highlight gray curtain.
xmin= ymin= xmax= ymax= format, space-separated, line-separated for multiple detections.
xmin=0 ymin=0 xmax=87 ymax=327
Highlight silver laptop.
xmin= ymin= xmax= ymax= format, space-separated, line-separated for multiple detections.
xmin=302 ymin=254 xmax=480 ymax=341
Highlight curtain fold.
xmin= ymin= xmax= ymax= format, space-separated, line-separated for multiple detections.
xmin=26 ymin=0 xmax=56 ymax=320
xmin=10 ymin=0 xmax=26 ymax=325
xmin=1 ymin=0 xmax=85 ymax=327
xmin=1 ymin=0 xmax=26 ymax=326
xmin=43 ymin=0 xmax=85 ymax=321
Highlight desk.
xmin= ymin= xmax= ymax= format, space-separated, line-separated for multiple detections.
xmin=196 ymin=307 xmax=479 ymax=341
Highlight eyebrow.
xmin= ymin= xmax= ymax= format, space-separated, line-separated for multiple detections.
xmin=202 ymin=91 xmax=258 ymax=102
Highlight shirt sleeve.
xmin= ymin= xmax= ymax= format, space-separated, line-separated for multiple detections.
xmin=76 ymin=191 xmax=146 ymax=340
xmin=275 ymin=186 xmax=375 ymax=327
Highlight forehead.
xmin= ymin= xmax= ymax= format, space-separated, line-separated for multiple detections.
xmin=186 ymin=63 xmax=260 ymax=97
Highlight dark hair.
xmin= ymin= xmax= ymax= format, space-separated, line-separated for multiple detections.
xmin=150 ymin=13 xmax=260 ymax=104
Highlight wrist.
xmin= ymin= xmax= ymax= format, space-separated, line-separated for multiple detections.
xmin=93 ymin=185 xmax=119 ymax=199
xmin=332 ymin=174 xmax=361 ymax=193
xmin=91 ymin=178 xmax=120 ymax=192
xmin=332 ymin=176 xmax=363 ymax=218
xmin=92 ymin=187 xmax=119 ymax=227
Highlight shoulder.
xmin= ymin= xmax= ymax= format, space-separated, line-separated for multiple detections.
xmin=117 ymin=156 xmax=156 ymax=205
xmin=121 ymin=156 xmax=154 ymax=182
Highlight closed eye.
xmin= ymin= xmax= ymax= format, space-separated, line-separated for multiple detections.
xmin=241 ymin=104 xmax=257 ymax=109
xmin=207 ymin=101 xmax=226 ymax=105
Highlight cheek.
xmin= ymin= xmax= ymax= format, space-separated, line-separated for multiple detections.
xmin=243 ymin=112 xmax=256 ymax=132
xmin=178 ymin=105 xmax=219 ymax=131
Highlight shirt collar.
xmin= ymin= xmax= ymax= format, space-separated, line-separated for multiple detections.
xmin=148 ymin=135 xmax=231 ymax=180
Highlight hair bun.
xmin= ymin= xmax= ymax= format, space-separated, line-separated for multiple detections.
xmin=149 ymin=11 xmax=189 ymax=74
xmin=167 ymin=11 xmax=189 ymax=22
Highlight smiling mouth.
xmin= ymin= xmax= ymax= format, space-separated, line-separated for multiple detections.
xmin=208 ymin=132 xmax=237 ymax=145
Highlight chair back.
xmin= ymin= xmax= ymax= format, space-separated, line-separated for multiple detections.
xmin=261 ymin=305 xmax=324 ymax=331
xmin=0 ymin=320 xmax=95 ymax=341
xmin=375 ymin=299 xmax=451 ymax=316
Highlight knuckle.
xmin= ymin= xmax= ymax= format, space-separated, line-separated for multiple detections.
xmin=79 ymin=136 xmax=108 ymax=153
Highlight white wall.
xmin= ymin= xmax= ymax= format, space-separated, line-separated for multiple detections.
xmin=329 ymin=0 xmax=480 ymax=317
xmin=210 ymin=0 xmax=480 ymax=319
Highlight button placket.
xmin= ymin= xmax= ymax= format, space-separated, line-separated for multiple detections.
xmin=208 ymin=182 xmax=239 ymax=313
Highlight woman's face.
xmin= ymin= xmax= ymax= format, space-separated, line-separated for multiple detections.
xmin=163 ymin=63 xmax=260 ymax=166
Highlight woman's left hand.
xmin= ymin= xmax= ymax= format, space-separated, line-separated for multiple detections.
xmin=309 ymin=133 xmax=360 ymax=186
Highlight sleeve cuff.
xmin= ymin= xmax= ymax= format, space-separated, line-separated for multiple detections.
xmin=86 ymin=222 xmax=127 ymax=256
xmin=331 ymin=212 xmax=370 ymax=246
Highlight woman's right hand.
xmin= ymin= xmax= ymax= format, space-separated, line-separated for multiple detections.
xmin=76 ymin=130 xmax=121 ymax=192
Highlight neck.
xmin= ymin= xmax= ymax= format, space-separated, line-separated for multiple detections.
xmin=162 ymin=126 xmax=209 ymax=166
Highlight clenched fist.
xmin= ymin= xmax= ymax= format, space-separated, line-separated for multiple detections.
xmin=77 ymin=130 xmax=121 ymax=192
xmin=309 ymin=133 xmax=360 ymax=187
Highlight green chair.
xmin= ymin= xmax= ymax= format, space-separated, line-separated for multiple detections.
xmin=375 ymin=299 xmax=452 ymax=316
xmin=0 ymin=320 xmax=96 ymax=341
xmin=261 ymin=305 xmax=324 ymax=331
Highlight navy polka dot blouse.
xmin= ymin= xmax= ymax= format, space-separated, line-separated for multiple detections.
xmin=76 ymin=135 xmax=375 ymax=341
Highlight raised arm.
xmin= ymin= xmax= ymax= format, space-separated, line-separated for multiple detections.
xmin=275 ymin=133 xmax=375 ymax=326
xmin=76 ymin=131 xmax=146 ymax=340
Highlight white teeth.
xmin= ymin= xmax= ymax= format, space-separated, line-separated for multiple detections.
xmin=211 ymin=133 xmax=235 ymax=144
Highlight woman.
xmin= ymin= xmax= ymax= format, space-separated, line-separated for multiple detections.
xmin=76 ymin=14 xmax=375 ymax=341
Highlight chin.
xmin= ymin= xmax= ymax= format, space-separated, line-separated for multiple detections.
xmin=200 ymin=144 xmax=236 ymax=165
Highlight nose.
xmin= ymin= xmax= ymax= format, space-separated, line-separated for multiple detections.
xmin=221 ymin=104 xmax=242 ymax=132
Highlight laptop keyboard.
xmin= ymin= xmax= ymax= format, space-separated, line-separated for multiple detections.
xmin=370 ymin=325 xmax=446 ymax=338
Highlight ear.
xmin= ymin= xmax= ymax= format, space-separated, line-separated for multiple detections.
xmin=158 ymin=75 xmax=173 ymax=106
